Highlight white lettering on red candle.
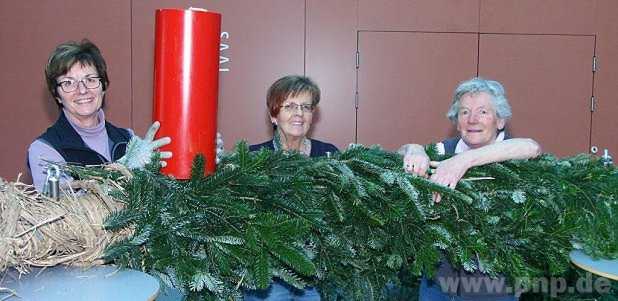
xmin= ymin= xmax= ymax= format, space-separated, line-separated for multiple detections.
xmin=220 ymin=31 xmax=230 ymax=72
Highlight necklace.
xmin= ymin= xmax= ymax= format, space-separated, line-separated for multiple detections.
xmin=273 ymin=131 xmax=311 ymax=156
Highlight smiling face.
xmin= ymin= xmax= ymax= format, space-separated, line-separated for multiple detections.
xmin=56 ymin=63 xmax=104 ymax=128
xmin=271 ymin=92 xmax=314 ymax=142
xmin=456 ymin=91 xmax=506 ymax=149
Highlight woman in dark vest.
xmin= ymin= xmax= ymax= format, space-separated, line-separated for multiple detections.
xmin=27 ymin=39 xmax=172 ymax=191
xmin=399 ymin=77 xmax=542 ymax=301
xmin=250 ymin=75 xmax=338 ymax=158
xmin=245 ymin=75 xmax=338 ymax=301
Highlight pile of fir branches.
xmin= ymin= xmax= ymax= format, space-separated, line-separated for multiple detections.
xmin=68 ymin=143 xmax=617 ymax=300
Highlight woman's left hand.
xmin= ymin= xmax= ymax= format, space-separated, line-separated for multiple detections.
xmin=117 ymin=121 xmax=172 ymax=169
xmin=428 ymin=156 xmax=471 ymax=203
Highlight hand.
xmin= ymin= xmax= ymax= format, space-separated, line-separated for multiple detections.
xmin=403 ymin=152 xmax=430 ymax=177
xmin=216 ymin=132 xmax=224 ymax=164
xmin=117 ymin=121 xmax=172 ymax=169
xmin=428 ymin=156 xmax=471 ymax=203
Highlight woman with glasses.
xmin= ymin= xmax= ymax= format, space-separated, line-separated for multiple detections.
xmin=27 ymin=39 xmax=172 ymax=192
xmin=245 ymin=75 xmax=338 ymax=301
xmin=249 ymin=75 xmax=338 ymax=158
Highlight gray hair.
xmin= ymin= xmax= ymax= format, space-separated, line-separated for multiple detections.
xmin=446 ymin=77 xmax=512 ymax=123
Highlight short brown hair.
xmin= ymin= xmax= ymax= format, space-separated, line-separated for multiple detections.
xmin=45 ymin=39 xmax=109 ymax=108
xmin=267 ymin=75 xmax=320 ymax=117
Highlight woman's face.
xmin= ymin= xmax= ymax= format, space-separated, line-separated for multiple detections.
xmin=456 ymin=91 xmax=506 ymax=149
xmin=56 ymin=63 xmax=104 ymax=126
xmin=271 ymin=92 xmax=314 ymax=140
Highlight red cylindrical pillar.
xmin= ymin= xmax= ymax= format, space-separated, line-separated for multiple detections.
xmin=153 ymin=8 xmax=221 ymax=178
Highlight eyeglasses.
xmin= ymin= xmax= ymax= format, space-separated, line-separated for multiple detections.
xmin=281 ymin=103 xmax=314 ymax=113
xmin=56 ymin=77 xmax=102 ymax=93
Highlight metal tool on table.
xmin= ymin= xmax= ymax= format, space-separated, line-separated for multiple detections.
xmin=42 ymin=164 xmax=61 ymax=200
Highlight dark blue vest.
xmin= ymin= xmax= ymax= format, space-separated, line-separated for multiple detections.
xmin=37 ymin=112 xmax=131 ymax=166
xmin=430 ymin=130 xmax=514 ymax=298
xmin=442 ymin=131 xmax=512 ymax=155
xmin=250 ymin=139 xmax=338 ymax=158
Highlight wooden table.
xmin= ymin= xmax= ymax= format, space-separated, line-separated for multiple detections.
xmin=570 ymin=250 xmax=618 ymax=281
xmin=0 ymin=265 xmax=160 ymax=301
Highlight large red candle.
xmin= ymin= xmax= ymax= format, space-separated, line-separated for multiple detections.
xmin=153 ymin=8 xmax=221 ymax=178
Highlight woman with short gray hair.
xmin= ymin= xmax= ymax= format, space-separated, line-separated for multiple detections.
xmin=446 ymin=77 xmax=512 ymax=123
xmin=398 ymin=76 xmax=541 ymax=301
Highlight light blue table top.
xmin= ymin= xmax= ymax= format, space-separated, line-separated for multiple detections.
xmin=0 ymin=265 xmax=160 ymax=301
xmin=570 ymin=250 xmax=618 ymax=281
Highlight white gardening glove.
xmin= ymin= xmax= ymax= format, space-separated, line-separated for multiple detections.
xmin=216 ymin=132 xmax=224 ymax=164
xmin=117 ymin=121 xmax=172 ymax=169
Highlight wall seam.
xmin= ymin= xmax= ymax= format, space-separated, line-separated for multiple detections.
xmin=477 ymin=0 xmax=481 ymax=77
xmin=589 ymin=35 xmax=597 ymax=152
xmin=129 ymin=0 xmax=134 ymax=128
xmin=303 ymin=0 xmax=307 ymax=75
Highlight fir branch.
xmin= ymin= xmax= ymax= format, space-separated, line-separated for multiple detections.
xmin=61 ymin=143 xmax=618 ymax=300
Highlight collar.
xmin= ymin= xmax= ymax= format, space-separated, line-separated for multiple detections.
xmin=454 ymin=131 xmax=506 ymax=154
xmin=63 ymin=109 xmax=106 ymax=138
xmin=273 ymin=130 xmax=311 ymax=156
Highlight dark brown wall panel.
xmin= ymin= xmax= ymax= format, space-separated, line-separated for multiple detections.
xmin=357 ymin=32 xmax=478 ymax=150
xmin=131 ymin=0 xmax=305 ymax=150
xmin=591 ymin=0 xmax=618 ymax=157
xmin=480 ymin=0 xmax=595 ymax=34
xmin=0 ymin=0 xmax=131 ymax=180
xmin=1 ymin=0 xmax=617 ymax=182
xmin=306 ymin=0 xmax=358 ymax=148
xmin=359 ymin=0 xmax=480 ymax=32
xmin=479 ymin=34 xmax=595 ymax=157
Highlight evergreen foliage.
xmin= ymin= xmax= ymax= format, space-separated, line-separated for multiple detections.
xmin=67 ymin=142 xmax=617 ymax=300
